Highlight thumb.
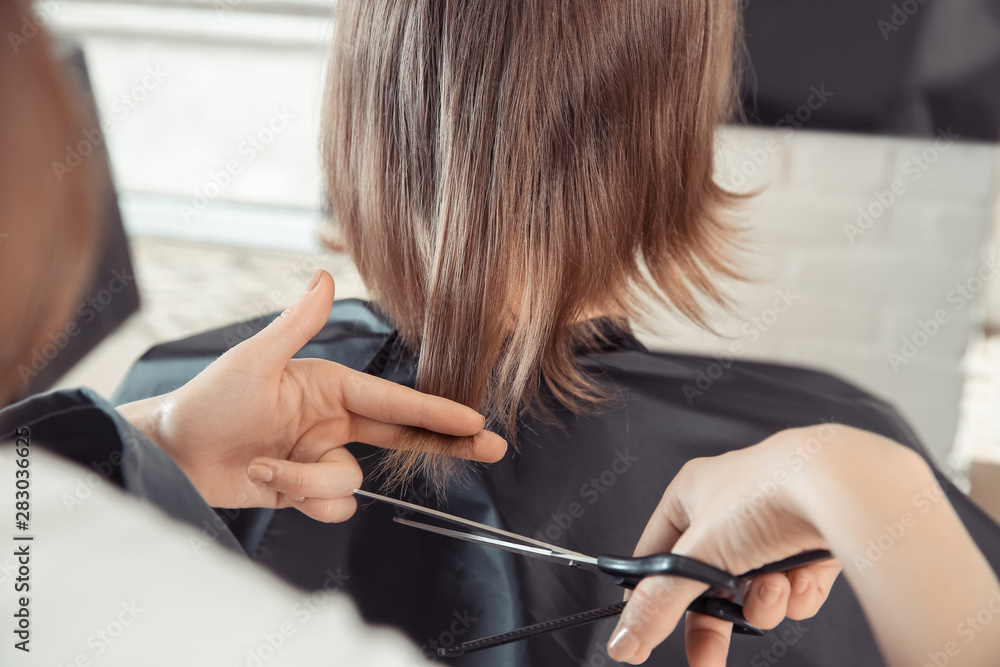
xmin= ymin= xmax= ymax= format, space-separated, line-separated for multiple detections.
xmin=232 ymin=269 xmax=335 ymax=370
xmin=608 ymin=574 xmax=710 ymax=664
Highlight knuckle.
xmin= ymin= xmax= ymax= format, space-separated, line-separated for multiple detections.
xmin=675 ymin=458 xmax=700 ymax=480
xmin=672 ymin=457 xmax=708 ymax=491
xmin=288 ymin=467 xmax=311 ymax=495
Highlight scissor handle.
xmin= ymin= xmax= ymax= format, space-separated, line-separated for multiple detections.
xmin=597 ymin=554 xmax=742 ymax=594
xmin=598 ymin=549 xmax=834 ymax=593
xmin=597 ymin=550 xmax=833 ymax=637
xmin=737 ymin=549 xmax=835 ymax=579
xmin=597 ymin=555 xmax=761 ymax=635
xmin=688 ymin=597 xmax=766 ymax=636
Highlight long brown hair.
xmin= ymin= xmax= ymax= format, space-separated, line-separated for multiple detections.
xmin=323 ymin=0 xmax=744 ymax=488
xmin=0 ymin=0 xmax=103 ymax=404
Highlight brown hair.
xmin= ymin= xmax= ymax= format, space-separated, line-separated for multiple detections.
xmin=323 ymin=0 xmax=744 ymax=487
xmin=0 ymin=0 xmax=103 ymax=404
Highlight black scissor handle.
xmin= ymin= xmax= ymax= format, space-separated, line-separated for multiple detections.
xmin=436 ymin=551 xmax=836 ymax=657
xmin=597 ymin=554 xmax=759 ymax=634
xmin=598 ymin=549 xmax=834 ymax=593
xmin=436 ymin=596 xmax=768 ymax=658
xmin=597 ymin=553 xmax=742 ymax=595
xmin=738 ymin=549 xmax=835 ymax=579
xmin=596 ymin=550 xmax=832 ymax=638
xmin=597 ymin=549 xmax=833 ymax=595
xmin=688 ymin=597 xmax=766 ymax=636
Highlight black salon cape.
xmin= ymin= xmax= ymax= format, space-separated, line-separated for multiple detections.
xmin=7 ymin=300 xmax=1000 ymax=666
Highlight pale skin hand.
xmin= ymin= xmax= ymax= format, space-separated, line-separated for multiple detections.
xmin=118 ymin=270 xmax=507 ymax=522
xmin=608 ymin=425 xmax=1000 ymax=667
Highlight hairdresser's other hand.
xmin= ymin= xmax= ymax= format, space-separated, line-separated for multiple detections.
xmin=119 ymin=270 xmax=506 ymax=522
xmin=607 ymin=425 xmax=848 ymax=665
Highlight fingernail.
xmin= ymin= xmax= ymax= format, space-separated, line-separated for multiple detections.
xmin=792 ymin=575 xmax=809 ymax=595
xmin=306 ymin=269 xmax=322 ymax=293
xmin=247 ymin=464 xmax=274 ymax=485
xmin=759 ymin=583 xmax=781 ymax=605
xmin=290 ymin=495 xmax=306 ymax=503
xmin=479 ymin=413 xmax=487 ymax=429
xmin=607 ymin=624 xmax=639 ymax=662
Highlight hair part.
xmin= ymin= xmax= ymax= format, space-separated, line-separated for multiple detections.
xmin=323 ymin=0 xmax=745 ymax=491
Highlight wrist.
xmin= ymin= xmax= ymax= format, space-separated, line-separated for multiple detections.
xmin=785 ymin=425 xmax=938 ymax=555
xmin=117 ymin=393 xmax=176 ymax=455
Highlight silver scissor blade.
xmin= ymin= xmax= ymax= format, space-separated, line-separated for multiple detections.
xmin=394 ymin=518 xmax=599 ymax=571
xmin=353 ymin=489 xmax=593 ymax=560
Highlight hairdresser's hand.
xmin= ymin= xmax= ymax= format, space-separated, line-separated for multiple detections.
xmin=607 ymin=425 xmax=848 ymax=665
xmin=609 ymin=426 xmax=1000 ymax=667
xmin=119 ymin=270 xmax=506 ymax=522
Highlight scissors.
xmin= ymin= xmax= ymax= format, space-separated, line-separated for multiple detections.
xmin=354 ymin=489 xmax=833 ymax=658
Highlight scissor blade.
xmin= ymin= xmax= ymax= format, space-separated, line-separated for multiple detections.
xmin=353 ymin=489 xmax=593 ymax=560
xmin=394 ymin=518 xmax=599 ymax=571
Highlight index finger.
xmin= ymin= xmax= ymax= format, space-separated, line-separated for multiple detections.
xmin=347 ymin=416 xmax=508 ymax=463
xmin=335 ymin=365 xmax=487 ymax=436
xmin=634 ymin=485 xmax=689 ymax=557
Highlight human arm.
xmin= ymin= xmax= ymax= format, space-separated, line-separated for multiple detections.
xmin=607 ymin=424 xmax=1000 ymax=667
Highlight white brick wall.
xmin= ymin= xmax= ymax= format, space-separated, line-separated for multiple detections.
xmin=636 ymin=127 xmax=1000 ymax=466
